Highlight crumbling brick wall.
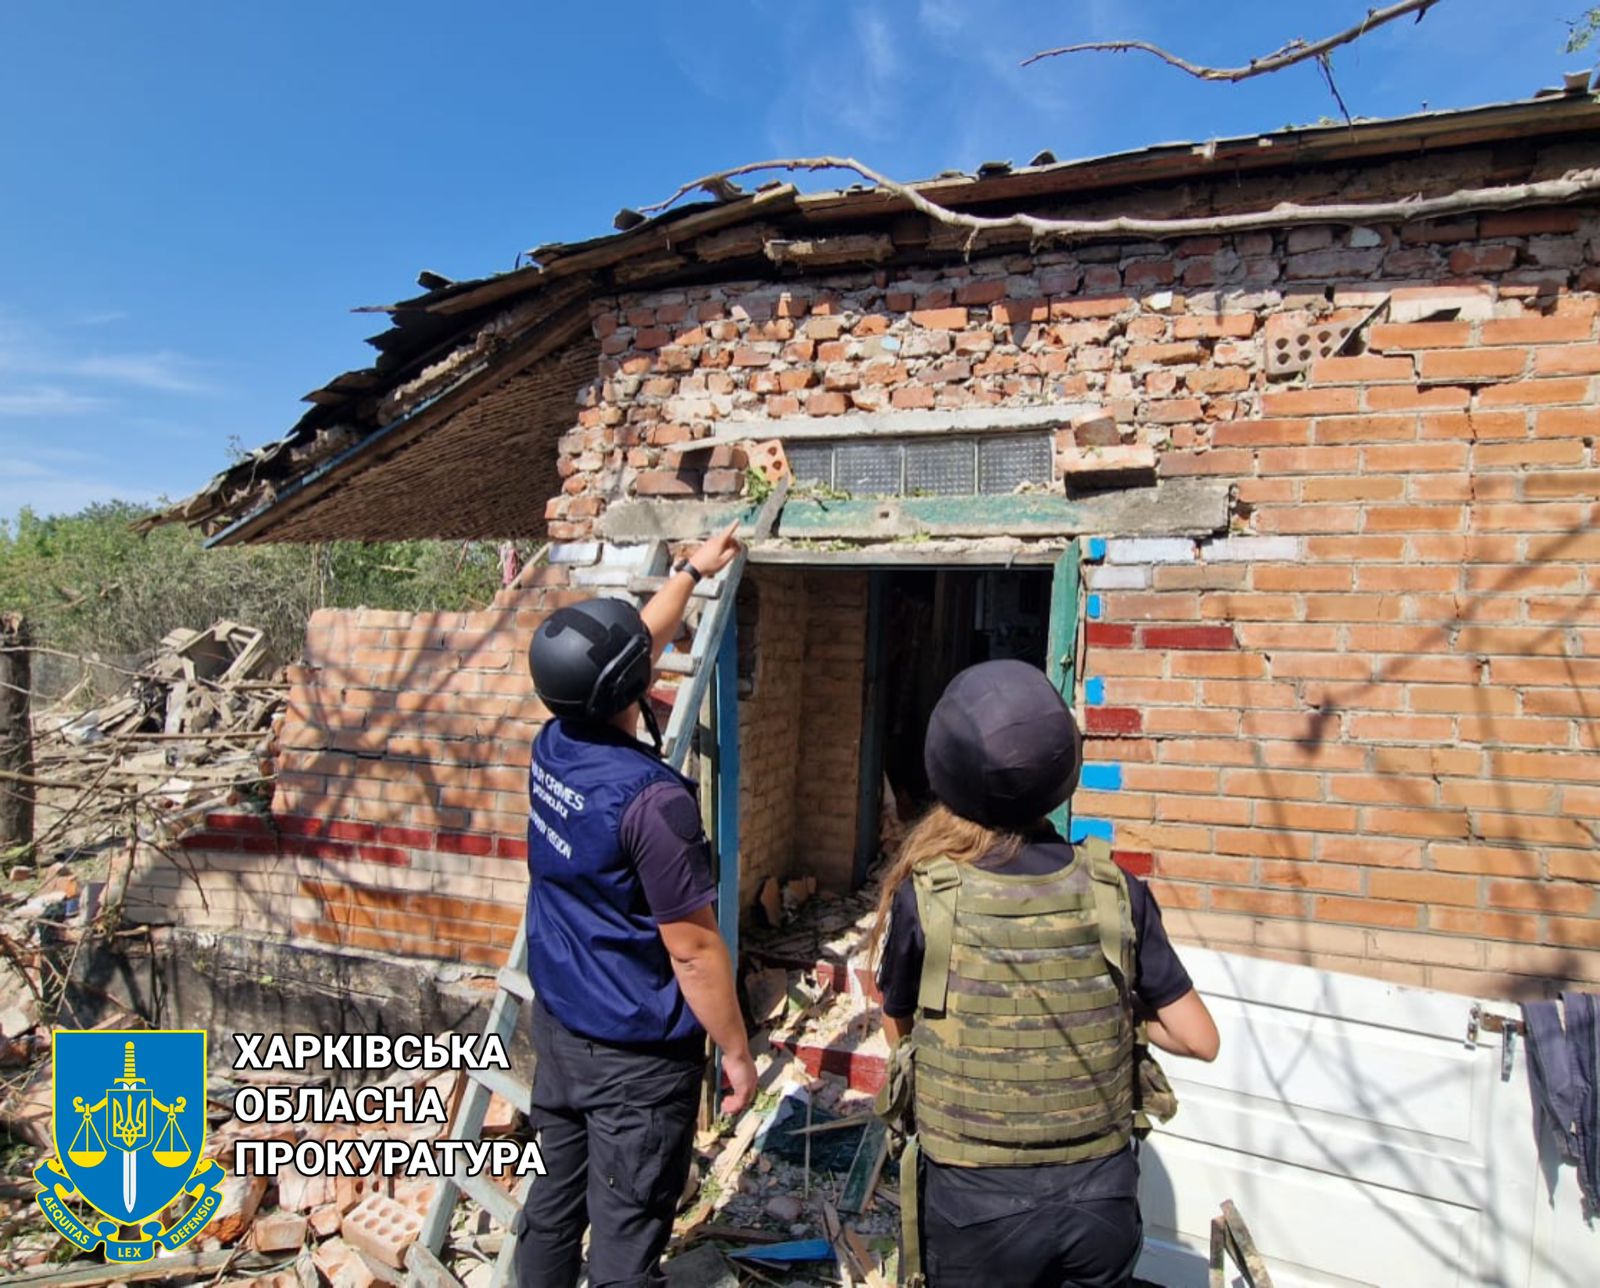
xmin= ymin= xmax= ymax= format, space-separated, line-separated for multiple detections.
xmin=539 ymin=190 xmax=1600 ymax=998
xmin=123 ymin=572 xmax=581 ymax=966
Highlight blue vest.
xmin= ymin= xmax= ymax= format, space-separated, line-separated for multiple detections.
xmin=525 ymin=719 xmax=705 ymax=1044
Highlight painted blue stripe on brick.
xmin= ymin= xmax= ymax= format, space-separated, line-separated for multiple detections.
xmin=1086 ymin=594 xmax=1103 ymax=620
xmin=1069 ymin=817 xmax=1115 ymax=843
xmin=1085 ymin=676 xmax=1107 ymax=706
xmin=1079 ymin=763 xmax=1122 ymax=791
xmin=1087 ymin=537 xmax=1107 ymax=562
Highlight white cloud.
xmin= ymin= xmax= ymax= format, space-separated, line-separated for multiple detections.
xmin=70 ymin=351 xmax=213 ymax=394
xmin=0 ymin=385 xmax=108 ymax=417
xmin=0 ymin=306 xmax=218 ymax=418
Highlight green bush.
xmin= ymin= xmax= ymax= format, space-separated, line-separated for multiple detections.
xmin=0 ymin=501 xmax=509 ymax=692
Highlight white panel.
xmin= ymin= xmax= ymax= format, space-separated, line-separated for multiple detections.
xmin=1135 ymin=947 xmax=1600 ymax=1288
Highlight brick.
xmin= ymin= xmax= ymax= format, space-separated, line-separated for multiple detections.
xmin=1140 ymin=625 xmax=1237 ymax=650
xmin=1431 ymin=908 xmax=1538 ymax=940
xmin=1174 ymin=314 xmax=1257 ymax=339
xmin=1477 ymin=377 xmax=1591 ymax=407
xmin=993 ymin=297 xmax=1047 ymax=324
xmin=1369 ymin=871 xmax=1479 ymax=906
xmin=1086 ymin=623 xmax=1136 ymax=648
xmin=1367 ymin=321 xmax=1473 ymax=350
xmin=1534 ymin=407 xmax=1600 ymax=438
xmin=1481 ymin=314 xmax=1594 ymax=344
xmin=252 ymin=1213 xmax=309 ymax=1254
xmin=1309 ymin=355 xmax=1416 ymax=383
xmin=1549 ymin=918 xmax=1600 ymax=949
xmin=212 ymin=1173 xmax=269 ymax=1245
xmin=1318 ymin=836 xmax=1423 ymax=868
xmin=1257 ymin=861 xmax=1363 ymax=893
xmin=1211 ymin=888 xmax=1308 ymax=918
xmin=1200 ymin=536 xmax=1302 ymax=563
xmin=1211 ymin=419 xmax=1313 ymax=447
xmin=1533 ymin=345 xmax=1600 ymax=375
xmin=1485 ymin=880 xmax=1595 ymax=913
xmin=1362 ymin=807 xmax=1469 ymax=839
xmin=1085 ymin=707 xmax=1142 ymax=736
xmin=1419 ymin=348 xmax=1529 ymax=381
xmin=1430 ymin=844 xmax=1541 ymax=876
xmin=1313 ymin=415 xmax=1417 ymax=445
xmin=911 ymin=307 xmax=968 ymax=330
xmin=1260 ymin=389 xmax=1360 ymax=417
xmin=341 ymin=1192 xmax=422 ymax=1270
xmin=1365 ymin=385 xmax=1470 ymax=411
xmin=1313 ymin=897 xmax=1421 ymax=929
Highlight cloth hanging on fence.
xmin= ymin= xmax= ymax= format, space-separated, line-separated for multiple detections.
xmin=1521 ymin=991 xmax=1600 ymax=1215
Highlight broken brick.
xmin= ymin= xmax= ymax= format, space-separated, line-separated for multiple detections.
xmin=341 ymin=1192 xmax=423 ymax=1270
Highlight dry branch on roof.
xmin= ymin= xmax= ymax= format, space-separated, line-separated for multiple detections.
xmin=1022 ymin=0 xmax=1446 ymax=79
xmin=641 ymin=157 xmax=1600 ymax=248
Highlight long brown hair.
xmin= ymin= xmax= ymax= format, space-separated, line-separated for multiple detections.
xmin=866 ymin=803 xmax=1028 ymax=962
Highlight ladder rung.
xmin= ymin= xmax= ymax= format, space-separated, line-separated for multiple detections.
xmin=496 ymin=968 xmax=534 ymax=1001
xmin=404 ymin=1241 xmax=463 ymax=1288
xmin=469 ymin=1063 xmax=534 ymax=1110
xmin=628 ymin=576 xmax=723 ymax=598
xmin=457 ymin=1168 xmax=522 ymax=1229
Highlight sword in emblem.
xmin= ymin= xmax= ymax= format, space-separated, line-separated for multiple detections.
xmin=110 ymin=1040 xmax=147 ymax=1215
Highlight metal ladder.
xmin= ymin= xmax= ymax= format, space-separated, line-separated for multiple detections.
xmin=407 ymin=547 xmax=748 ymax=1288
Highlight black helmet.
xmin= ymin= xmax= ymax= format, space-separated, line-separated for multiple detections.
xmin=529 ymin=598 xmax=653 ymax=722
xmin=924 ymin=659 xmax=1082 ymax=829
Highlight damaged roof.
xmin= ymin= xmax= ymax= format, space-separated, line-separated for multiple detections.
xmin=147 ymin=89 xmax=1600 ymax=545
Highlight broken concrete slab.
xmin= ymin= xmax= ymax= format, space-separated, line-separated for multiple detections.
xmin=601 ymin=478 xmax=1229 ymax=543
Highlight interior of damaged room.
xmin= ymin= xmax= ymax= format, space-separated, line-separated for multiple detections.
xmin=4 ymin=3 xmax=1600 ymax=1286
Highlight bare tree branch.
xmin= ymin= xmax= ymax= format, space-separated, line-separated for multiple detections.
xmin=639 ymin=155 xmax=1600 ymax=247
xmin=1022 ymin=0 xmax=1445 ymax=79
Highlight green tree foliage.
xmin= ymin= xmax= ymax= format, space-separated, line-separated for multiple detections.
xmin=1569 ymin=8 xmax=1600 ymax=51
xmin=0 ymin=501 xmax=507 ymax=686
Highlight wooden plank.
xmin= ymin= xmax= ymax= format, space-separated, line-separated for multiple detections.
xmin=838 ymin=1119 xmax=889 ymax=1215
xmin=1047 ymin=539 xmax=1081 ymax=839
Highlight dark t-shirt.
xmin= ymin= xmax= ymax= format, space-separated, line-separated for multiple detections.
xmin=618 ymin=779 xmax=717 ymax=923
xmin=876 ymin=827 xmax=1195 ymax=1202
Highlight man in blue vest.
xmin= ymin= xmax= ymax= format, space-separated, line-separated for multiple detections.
xmin=515 ymin=524 xmax=754 ymax=1288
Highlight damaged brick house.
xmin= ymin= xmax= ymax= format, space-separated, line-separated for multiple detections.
xmin=141 ymin=88 xmax=1600 ymax=1019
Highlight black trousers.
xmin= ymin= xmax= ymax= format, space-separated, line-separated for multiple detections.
xmin=922 ymin=1158 xmax=1144 ymax=1288
xmin=514 ymin=1002 xmax=703 ymax=1288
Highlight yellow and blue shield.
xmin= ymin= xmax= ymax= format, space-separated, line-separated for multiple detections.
xmin=37 ymin=1029 xmax=222 ymax=1261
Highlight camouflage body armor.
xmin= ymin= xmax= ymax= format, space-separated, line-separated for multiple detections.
xmin=875 ymin=838 xmax=1176 ymax=1283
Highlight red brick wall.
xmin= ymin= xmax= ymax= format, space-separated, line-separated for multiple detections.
xmin=139 ymin=180 xmax=1600 ymax=999
xmin=125 ymin=572 xmax=580 ymax=966
xmin=539 ymin=198 xmax=1600 ymax=999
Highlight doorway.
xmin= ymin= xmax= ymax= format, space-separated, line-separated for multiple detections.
xmin=862 ymin=567 xmax=1054 ymax=865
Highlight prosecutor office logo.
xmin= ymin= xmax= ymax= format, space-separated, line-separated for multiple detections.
xmin=33 ymin=1030 xmax=225 ymax=1262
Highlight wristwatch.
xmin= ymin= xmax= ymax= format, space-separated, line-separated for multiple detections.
xmin=674 ymin=559 xmax=705 ymax=584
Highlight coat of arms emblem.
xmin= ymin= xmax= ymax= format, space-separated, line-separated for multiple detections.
xmin=34 ymin=1030 xmax=224 ymax=1261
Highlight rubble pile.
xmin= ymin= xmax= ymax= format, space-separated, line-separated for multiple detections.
xmin=28 ymin=620 xmax=284 ymax=853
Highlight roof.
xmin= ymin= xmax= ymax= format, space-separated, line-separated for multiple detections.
xmin=148 ymin=89 xmax=1600 ymax=544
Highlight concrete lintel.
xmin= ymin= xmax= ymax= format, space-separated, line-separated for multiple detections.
xmin=748 ymin=539 xmax=1068 ymax=567
xmin=679 ymin=404 xmax=1094 ymax=452
xmin=597 ymin=478 xmax=1230 ymax=544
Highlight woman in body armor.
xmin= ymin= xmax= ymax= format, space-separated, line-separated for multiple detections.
xmin=871 ymin=660 xmax=1219 ymax=1288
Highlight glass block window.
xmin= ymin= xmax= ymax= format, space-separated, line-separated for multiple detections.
xmin=978 ymin=435 xmax=1054 ymax=494
xmin=779 ymin=434 xmax=1050 ymax=497
xmin=905 ymin=439 xmax=977 ymax=496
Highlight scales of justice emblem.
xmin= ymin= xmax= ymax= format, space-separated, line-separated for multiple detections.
xmin=34 ymin=1030 xmax=225 ymax=1262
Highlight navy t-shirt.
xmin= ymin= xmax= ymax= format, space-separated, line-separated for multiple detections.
xmin=618 ymin=779 xmax=717 ymax=924
xmin=876 ymin=827 xmax=1195 ymax=1202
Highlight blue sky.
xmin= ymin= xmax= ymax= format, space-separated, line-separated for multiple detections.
xmin=0 ymin=1 xmax=1585 ymax=522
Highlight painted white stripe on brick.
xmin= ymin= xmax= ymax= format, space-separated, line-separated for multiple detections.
xmin=1106 ymin=537 xmax=1195 ymax=565
xmin=1086 ymin=565 xmax=1152 ymax=590
xmin=1201 ymin=536 xmax=1304 ymax=563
